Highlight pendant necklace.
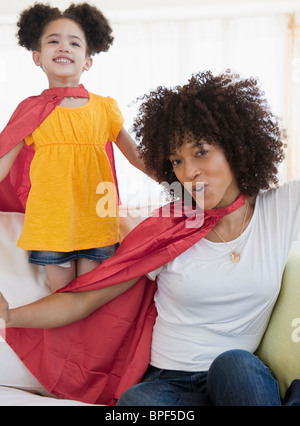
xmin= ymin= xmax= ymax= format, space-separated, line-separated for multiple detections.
xmin=212 ymin=200 xmax=249 ymax=263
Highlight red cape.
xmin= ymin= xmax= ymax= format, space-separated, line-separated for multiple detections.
xmin=0 ymin=85 xmax=119 ymax=212
xmin=1 ymin=194 xmax=245 ymax=405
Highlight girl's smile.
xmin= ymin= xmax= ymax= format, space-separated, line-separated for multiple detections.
xmin=53 ymin=56 xmax=74 ymax=65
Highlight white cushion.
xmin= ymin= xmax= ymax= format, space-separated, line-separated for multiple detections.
xmin=0 ymin=386 xmax=91 ymax=406
xmin=0 ymin=212 xmax=52 ymax=396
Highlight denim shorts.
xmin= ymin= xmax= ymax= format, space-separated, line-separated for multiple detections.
xmin=28 ymin=243 xmax=120 ymax=266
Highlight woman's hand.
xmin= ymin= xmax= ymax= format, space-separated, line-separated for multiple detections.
xmin=0 ymin=292 xmax=10 ymax=328
xmin=0 ymin=277 xmax=140 ymax=330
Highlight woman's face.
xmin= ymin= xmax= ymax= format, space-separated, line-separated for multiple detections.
xmin=169 ymin=136 xmax=240 ymax=210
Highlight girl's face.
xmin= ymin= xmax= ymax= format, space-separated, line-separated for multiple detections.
xmin=32 ymin=18 xmax=93 ymax=87
xmin=169 ymin=135 xmax=240 ymax=210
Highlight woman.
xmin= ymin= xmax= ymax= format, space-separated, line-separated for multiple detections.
xmin=1 ymin=71 xmax=299 ymax=406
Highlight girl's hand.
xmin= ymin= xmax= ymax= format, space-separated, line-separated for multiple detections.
xmin=115 ymin=128 xmax=157 ymax=181
xmin=0 ymin=292 xmax=10 ymax=328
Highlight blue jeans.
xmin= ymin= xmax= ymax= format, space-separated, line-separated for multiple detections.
xmin=28 ymin=243 xmax=120 ymax=265
xmin=116 ymin=350 xmax=300 ymax=406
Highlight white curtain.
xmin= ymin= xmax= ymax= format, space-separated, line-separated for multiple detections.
xmin=93 ymin=12 xmax=289 ymax=204
xmin=0 ymin=5 xmax=296 ymax=205
xmin=285 ymin=13 xmax=300 ymax=180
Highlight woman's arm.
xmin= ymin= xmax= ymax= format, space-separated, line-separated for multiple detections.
xmin=0 ymin=141 xmax=25 ymax=182
xmin=115 ymin=128 xmax=157 ymax=180
xmin=0 ymin=277 xmax=139 ymax=329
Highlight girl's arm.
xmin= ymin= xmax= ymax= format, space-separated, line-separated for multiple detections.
xmin=0 ymin=141 xmax=25 ymax=182
xmin=0 ymin=277 xmax=139 ymax=329
xmin=115 ymin=128 xmax=157 ymax=180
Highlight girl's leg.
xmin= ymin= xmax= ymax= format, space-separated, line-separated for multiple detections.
xmin=76 ymin=258 xmax=101 ymax=277
xmin=46 ymin=259 xmax=101 ymax=292
xmin=206 ymin=349 xmax=281 ymax=406
xmin=76 ymin=243 xmax=120 ymax=277
xmin=45 ymin=261 xmax=76 ymax=293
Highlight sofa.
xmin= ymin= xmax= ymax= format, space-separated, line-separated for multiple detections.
xmin=0 ymin=209 xmax=299 ymax=405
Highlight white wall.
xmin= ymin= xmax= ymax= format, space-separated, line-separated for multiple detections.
xmin=1 ymin=0 xmax=300 ymax=206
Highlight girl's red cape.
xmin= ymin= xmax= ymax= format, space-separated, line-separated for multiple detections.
xmin=0 ymin=85 xmax=119 ymax=211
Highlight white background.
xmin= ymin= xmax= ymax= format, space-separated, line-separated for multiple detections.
xmin=0 ymin=0 xmax=300 ymax=206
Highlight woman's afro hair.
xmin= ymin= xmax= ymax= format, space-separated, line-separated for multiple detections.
xmin=134 ymin=70 xmax=286 ymax=196
xmin=17 ymin=2 xmax=114 ymax=56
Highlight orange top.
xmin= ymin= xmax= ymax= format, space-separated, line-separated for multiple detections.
xmin=17 ymin=93 xmax=124 ymax=251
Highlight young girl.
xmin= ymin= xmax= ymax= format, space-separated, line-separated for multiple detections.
xmin=0 ymin=3 xmax=150 ymax=292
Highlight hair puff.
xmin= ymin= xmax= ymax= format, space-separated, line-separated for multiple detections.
xmin=63 ymin=3 xmax=114 ymax=56
xmin=17 ymin=3 xmax=61 ymax=51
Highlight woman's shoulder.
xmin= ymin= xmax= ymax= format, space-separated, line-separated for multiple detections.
xmin=257 ymin=179 xmax=300 ymax=207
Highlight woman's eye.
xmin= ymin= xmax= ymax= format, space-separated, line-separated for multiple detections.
xmin=171 ymin=159 xmax=181 ymax=166
xmin=196 ymin=149 xmax=208 ymax=157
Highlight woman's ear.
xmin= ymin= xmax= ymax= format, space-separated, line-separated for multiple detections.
xmin=32 ymin=51 xmax=42 ymax=67
xmin=83 ymin=56 xmax=93 ymax=72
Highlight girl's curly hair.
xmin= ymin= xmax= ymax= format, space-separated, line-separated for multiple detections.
xmin=17 ymin=2 xmax=114 ymax=56
xmin=134 ymin=70 xmax=286 ymax=196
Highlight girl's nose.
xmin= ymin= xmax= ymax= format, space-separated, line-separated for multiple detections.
xmin=58 ymin=42 xmax=70 ymax=52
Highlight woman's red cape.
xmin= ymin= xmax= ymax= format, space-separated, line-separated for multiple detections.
xmin=0 ymin=195 xmax=245 ymax=405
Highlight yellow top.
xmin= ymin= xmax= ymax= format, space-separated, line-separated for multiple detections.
xmin=17 ymin=93 xmax=124 ymax=251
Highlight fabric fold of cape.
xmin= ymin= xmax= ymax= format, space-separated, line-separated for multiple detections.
xmin=0 ymin=84 xmax=119 ymax=212
xmin=1 ymin=194 xmax=245 ymax=405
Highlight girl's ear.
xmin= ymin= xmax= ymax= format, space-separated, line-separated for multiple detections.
xmin=83 ymin=56 xmax=93 ymax=72
xmin=32 ymin=51 xmax=42 ymax=67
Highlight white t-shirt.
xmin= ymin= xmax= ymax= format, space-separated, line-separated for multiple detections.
xmin=147 ymin=180 xmax=300 ymax=372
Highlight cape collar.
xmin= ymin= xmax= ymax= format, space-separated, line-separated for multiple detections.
xmin=41 ymin=84 xmax=89 ymax=99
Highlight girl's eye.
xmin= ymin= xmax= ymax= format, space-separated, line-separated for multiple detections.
xmin=48 ymin=40 xmax=58 ymax=44
xmin=170 ymin=159 xmax=181 ymax=166
xmin=71 ymin=42 xmax=80 ymax=47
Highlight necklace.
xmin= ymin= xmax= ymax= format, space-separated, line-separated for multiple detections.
xmin=212 ymin=200 xmax=249 ymax=263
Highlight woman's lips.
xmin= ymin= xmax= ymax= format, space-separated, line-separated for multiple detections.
xmin=192 ymin=183 xmax=207 ymax=195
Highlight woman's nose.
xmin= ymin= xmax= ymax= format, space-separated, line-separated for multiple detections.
xmin=184 ymin=160 xmax=201 ymax=181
